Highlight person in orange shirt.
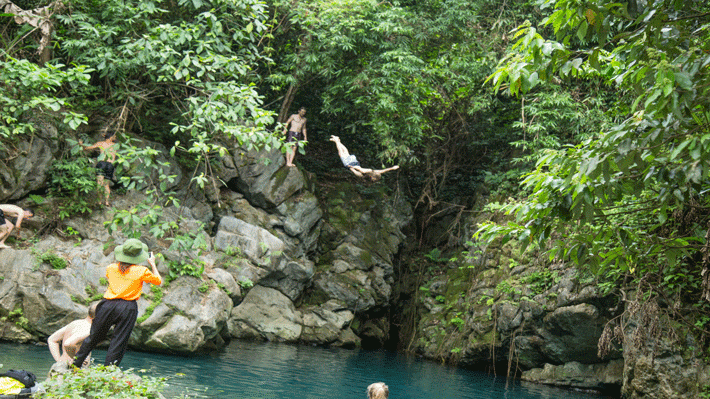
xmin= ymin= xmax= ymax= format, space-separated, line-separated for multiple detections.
xmin=72 ymin=238 xmax=161 ymax=368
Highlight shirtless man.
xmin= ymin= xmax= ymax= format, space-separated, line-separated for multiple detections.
xmin=0 ymin=204 xmax=34 ymax=249
xmin=79 ymin=131 xmax=118 ymax=206
xmin=282 ymin=107 xmax=308 ymax=167
xmin=47 ymin=302 xmax=98 ymax=365
xmin=330 ymin=136 xmax=399 ymax=181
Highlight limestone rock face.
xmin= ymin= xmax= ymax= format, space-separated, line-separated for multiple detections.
xmin=0 ymin=241 xmax=109 ymax=338
xmin=522 ymin=360 xmax=623 ymax=392
xmin=300 ymin=300 xmax=358 ymax=346
xmin=0 ymin=136 xmax=412 ymax=355
xmin=0 ymin=120 xmax=59 ymax=202
xmin=411 ymin=249 xmax=625 ymax=392
xmin=230 ymin=147 xmax=303 ymax=209
xmin=538 ymin=303 xmax=607 ymax=364
xmin=227 ymin=286 xmax=302 ymax=341
xmin=620 ymin=318 xmax=710 ymax=399
xmin=137 ymin=277 xmax=232 ymax=352
xmin=214 ymin=216 xmax=286 ymax=261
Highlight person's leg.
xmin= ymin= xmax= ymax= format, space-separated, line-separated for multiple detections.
xmin=329 ymin=136 xmax=350 ymax=158
xmin=285 ymin=143 xmax=296 ymax=166
xmin=103 ymin=179 xmax=111 ymax=206
xmin=96 ymin=174 xmax=108 ymax=205
xmin=0 ymin=221 xmax=14 ymax=247
xmin=104 ymin=300 xmax=138 ymax=366
xmin=73 ymin=300 xmax=112 ymax=367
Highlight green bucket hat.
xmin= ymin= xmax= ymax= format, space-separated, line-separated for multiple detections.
xmin=114 ymin=238 xmax=149 ymax=264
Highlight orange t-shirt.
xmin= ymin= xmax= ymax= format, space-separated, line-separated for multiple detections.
xmin=104 ymin=263 xmax=162 ymax=301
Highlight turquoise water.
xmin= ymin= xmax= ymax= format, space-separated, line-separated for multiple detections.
xmin=0 ymin=341 xmax=610 ymax=398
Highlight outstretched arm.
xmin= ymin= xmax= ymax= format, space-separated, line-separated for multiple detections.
xmin=78 ymin=140 xmax=99 ymax=151
xmin=14 ymin=210 xmax=25 ymax=230
xmin=148 ymin=252 xmax=162 ymax=284
xmin=376 ymin=165 xmax=399 ymax=175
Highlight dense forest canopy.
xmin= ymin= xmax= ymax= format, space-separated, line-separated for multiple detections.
xmin=3 ymin=0 xmax=710 ymax=345
xmin=479 ymin=0 xmax=710 ymax=346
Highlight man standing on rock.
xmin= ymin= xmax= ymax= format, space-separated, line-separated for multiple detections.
xmin=0 ymin=204 xmax=34 ymax=249
xmin=48 ymin=302 xmax=98 ymax=366
xmin=282 ymin=107 xmax=307 ymax=167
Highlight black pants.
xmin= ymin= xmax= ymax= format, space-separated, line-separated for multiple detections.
xmin=73 ymin=299 xmax=138 ymax=367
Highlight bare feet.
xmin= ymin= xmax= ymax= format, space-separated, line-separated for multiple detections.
xmin=0 ymin=243 xmax=8 ymax=249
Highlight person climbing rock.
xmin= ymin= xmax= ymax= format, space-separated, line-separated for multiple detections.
xmin=79 ymin=130 xmax=118 ymax=206
xmin=0 ymin=204 xmax=34 ymax=249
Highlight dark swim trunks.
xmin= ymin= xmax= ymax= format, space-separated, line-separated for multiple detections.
xmin=95 ymin=161 xmax=115 ymax=180
xmin=0 ymin=209 xmax=5 ymax=226
xmin=286 ymin=131 xmax=301 ymax=143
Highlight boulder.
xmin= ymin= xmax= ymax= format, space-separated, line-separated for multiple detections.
xmin=257 ymin=257 xmax=314 ymax=301
xmin=227 ymin=285 xmax=302 ymax=342
xmin=138 ymin=277 xmax=232 ymax=352
xmin=0 ymin=244 xmax=109 ymax=338
xmin=522 ymin=360 xmax=623 ymax=391
xmin=228 ymin=286 xmax=303 ymax=342
xmin=214 ymin=216 xmax=285 ymax=261
xmin=538 ymin=303 xmax=607 ymax=364
xmin=204 ymin=267 xmax=242 ymax=302
xmin=0 ymin=120 xmax=59 ymax=201
xmin=300 ymin=300 xmax=357 ymax=345
xmin=230 ymin=147 xmax=305 ymax=209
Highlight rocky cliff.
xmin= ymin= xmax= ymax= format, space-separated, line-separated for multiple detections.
xmin=399 ymin=213 xmax=710 ymax=398
xmin=2 ymin=130 xmax=709 ymax=398
xmin=0 ymin=132 xmax=412 ymax=353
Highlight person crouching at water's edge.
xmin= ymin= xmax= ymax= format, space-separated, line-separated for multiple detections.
xmin=72 ymin=238 xmax=161 ymax=367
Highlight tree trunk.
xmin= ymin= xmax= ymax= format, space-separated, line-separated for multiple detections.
xmin=278 ymin=81 xmax=299 ymax=124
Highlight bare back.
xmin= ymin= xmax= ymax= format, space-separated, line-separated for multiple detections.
xmin=48 ymin=318 xmax=92 ymax=362
xmin=91 ymin=139 xmax=117 ymax=162
xmin=0 ymin=204 xmax=23 ymax=218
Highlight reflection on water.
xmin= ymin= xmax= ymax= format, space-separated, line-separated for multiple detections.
xmin=0 ymin=341 xmax=609 ymax=399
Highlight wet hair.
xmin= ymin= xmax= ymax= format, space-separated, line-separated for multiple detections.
xmin=103 ymin=130 xmax=116 ymax=140
xmin=299 ymin=107 xmax=306 ymax=112
xmin=118 ymin=261 xmax=133 ymax=274
xmin=88 ymin=302 xmax=99 ymax=319
xmin=367 ymin=382 xmax=389 ymax=399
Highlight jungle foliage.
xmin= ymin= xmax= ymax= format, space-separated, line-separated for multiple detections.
xmin=7 ymin=0 xmax=708 ymax=345
xmin=478 ymin=0 xmax=710 ymax=345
